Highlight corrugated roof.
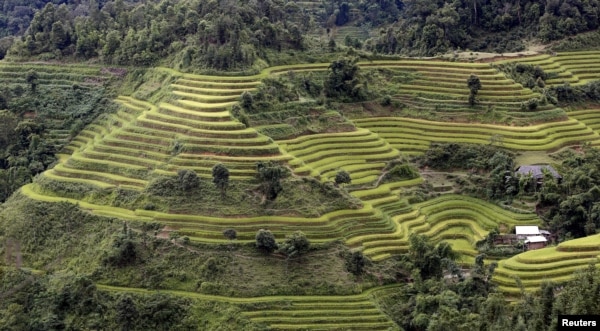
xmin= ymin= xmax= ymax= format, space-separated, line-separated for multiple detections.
xmin=516 ymin=226 xmax=540 ymax=235
xmin=525 ymin=236 xmax=547 ymax=243
xmin=515 ymin=165 xmax=561 ymax=179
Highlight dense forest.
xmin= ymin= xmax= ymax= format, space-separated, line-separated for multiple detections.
xmin=2 ymin=0 xmax=600 ymax=70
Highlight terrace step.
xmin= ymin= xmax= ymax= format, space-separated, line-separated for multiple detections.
xmin=170 ymin=83 xmax=255 ymax=96
xmin=50 ymin=164 xmax=147 ymax=188
xmin=172 ymin=90 xmax=240 ymax=103
xmin=175 ymin=78 xmax=260 ymax=89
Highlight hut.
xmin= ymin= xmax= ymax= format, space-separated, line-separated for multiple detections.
xmin=525 ymin=236 xmax=548 ymax=250
xmin=515 ymin=226 xmax=541 ymax=239
xmin=515 ymin=165 xmax=562 ymax=185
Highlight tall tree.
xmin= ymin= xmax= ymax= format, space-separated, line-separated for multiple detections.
xmin=26 ymin=69 xmax=38 ymax=92
xmin=467 ymin=74 xmax=481 ymax=106
xmin=212 ymin=163 xmax=229 ymax=198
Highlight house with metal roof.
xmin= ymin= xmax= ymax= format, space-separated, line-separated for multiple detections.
xmin=515 ymin=226 xmax=540 ymax=239
xmin=525 ymin=235 xmax=548 ymax=250
xmin=515 ymin=165 xmax=562 ymax=184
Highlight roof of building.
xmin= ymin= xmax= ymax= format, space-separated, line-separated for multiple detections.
xmin=515 ymin=165 xmax=562 ymax=179
xmin=539 ymin=230 xmax=551 ymax=235
xmin=516 ymin=226 xmax=540 ymax=235
xmin=525 ymin=236 xmax=548 ymax=243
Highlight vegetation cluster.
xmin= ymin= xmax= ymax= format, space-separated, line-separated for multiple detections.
xmin=0 ymin=70 xmax=115 ymax=202
xmin=5 ymin=1 xmax=600 ymax=70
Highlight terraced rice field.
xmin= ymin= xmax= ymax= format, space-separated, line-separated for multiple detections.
xmin=46 ymin=71 xmax=304 ymax=188
xmin=353 ymin=116 xmax=600 ymax=155
xmin=497 ymin=51 xmax=600 ymax=86
xmin=493 ymin=234 xmax=600 ymax=294
xmin=98 ymin=284 xmax=401 ymax=330
xmin=14 ymin=52 xmax=600 ymax=305
xmin=332 ymin=25 xmax=370 ymax=45
xmin=0 ymin=62 xmax=110 ymax=87
xmin=277 ymin=129 xmax=399 ymax=184
xmin=567 ymin=109 xmax=600 ymax=147
xmin=0 ymin=62 xmax=114 ymax=153
xmin=347 ymin=194 xmax=540 ymax=261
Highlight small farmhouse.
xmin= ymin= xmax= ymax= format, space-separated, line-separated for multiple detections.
xmin=525 ymin=236 xmax=548 ymax=250
xmin=515 ymin=225 xmax=540 ymax=239
xmin=515 ymin=165 xmax=562 ymax=185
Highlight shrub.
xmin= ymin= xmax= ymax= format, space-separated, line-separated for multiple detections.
xmin=346 ymin=250 xmax=368 ymax=275
xmin=145 ymin=176 xmax=179 ymax=196
xmin=177 ymin=169 xmax=200 ymax=191
xmin=256 ymin=161 xmax=288 ymax=201
xmin=212 ymin=164 xmax=229 ymax=198
xmin=383 ymin=164 xmax=419 ymax=182
xmin=223 ymin=229 xmax=237 ymax=240
xmin=255 ymin=229 xmax=277 ymax=253
xmin=381 ymin=95 xmax=392 ymax=106
xmin=334 ymin=170 xmax=351 ymax=186
xmin=279 ymin=231 xmax=310 ymax=258
xmin=526 ymin=98 xmax=538 ymax=111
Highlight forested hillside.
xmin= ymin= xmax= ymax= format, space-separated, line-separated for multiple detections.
xmin=2 ymin=1 xmax=600 ymax=331
xmin=2 ymin=1 xmax=600 ymax=70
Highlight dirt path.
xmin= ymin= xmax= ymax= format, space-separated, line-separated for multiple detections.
xmin=444 ymin=43 xmax=549 ymax=62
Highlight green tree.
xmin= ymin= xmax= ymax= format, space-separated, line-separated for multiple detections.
xmin=50 ymin=21 xmax=69 ymax=50
xmin=103 ymin=30 xmax=121 ymax=58
xmin=408 ymin=234 xmax=458 ymax=280
xmin=0 ymin=110 xmax=18 ymax=148
xmin=26 ymin=69 xmax=38 ymax=92
xmin=334 ymin=169 xmax=351 ymax=186
xmin=212 ymin=163 xmax=229 ymax=198
xmin=346 ymin=250 xmax=368 ymax=275
xmin=328 ymin=38 xmax=336 ymax=51
xmin=177 ymin=169 xmax=199 ymax=191
xmin=255 ymin=229 xmax=277 ymax=253
xmin=256 ymin=161 xmax=286 ymax=201
xmin=223 ymin=228 xmax=237 ymax=241
xmin=467 ymin=74 xmax=482 ymax=106
xmin=324 ymin=57 xmax=367 ymax=101
xmin=240 ymin=91 xmax=254 ymax=112
xmin=279 ymin=231 xmax=310 ymax=258
xmin=116 ymin=295 xmax=138 ymax=331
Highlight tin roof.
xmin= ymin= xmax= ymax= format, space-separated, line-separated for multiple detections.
xmin=525 ymin=236 xmax=548 ymax=243
xmin=516 ymin=226 xmax=540 ymax=235
xmin=515 ymin=165 xmax=561 ymax=179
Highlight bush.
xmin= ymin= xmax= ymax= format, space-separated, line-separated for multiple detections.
xmin=145 ymin=176 xmax=179 ymax=196
xmin=223 ymin=229 xmax=237 ymax=240
xmin=255 ymin=229 xmax=277 ymax=253
xmin=346 ymin=250 xmax=368 ymax=275
xmin=526 ymin=98 xmax=538 ymax=111
xmin=279 ymin=231 xmax=310 ymax=258
xmin=177 ymin=169 xmax=200 ymax=191
xmin=383 ymin=163 xmax=419 ymax=183
xmin=381 ymin=95 xmax=392 ymax=106
xmin=334 ymin=170 xmax=351 ymax=186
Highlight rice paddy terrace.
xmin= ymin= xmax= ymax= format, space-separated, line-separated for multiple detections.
xmin=0 ymin=62 xmax=114 ymax=151
xmin=6 ymin=50 xmax=600 ymax=328
xmin=99 ymin=284 xmax=401 ymax=331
